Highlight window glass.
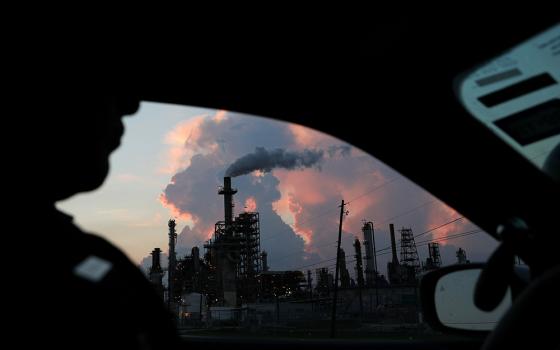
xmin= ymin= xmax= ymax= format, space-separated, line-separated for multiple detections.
xmin=58 ymin=102 xmax=500 ymax=339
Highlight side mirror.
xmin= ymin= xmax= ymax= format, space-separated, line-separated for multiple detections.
xmin=420 ymin=264 xmax=511 ymax=334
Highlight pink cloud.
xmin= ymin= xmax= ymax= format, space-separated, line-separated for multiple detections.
xmin=271 ymin=163 xmax=387 ymax=258
xmin=244 ymin=196 xmax=257 ymax=212
xmin=158 ymin=193 xmax=197 ymax=227
xmin=426 ymin=201 xmax=470 ymax=244
xmin=160 ymin=110 xmax=230 ymax=174
xmin=156 ymin=108 xmax=490 ymax=270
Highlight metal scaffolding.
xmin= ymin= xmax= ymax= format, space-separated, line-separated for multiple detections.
xmin=203 ymin=177 xmax=262 ymax=306
xmin=429 ymin=242 xmax=442 ymax=267
xmin=236 ymin=211 xmax=261 ymax=303
xmin=399 ymin=228 xmax=420 ymax=279
xmin=236 ymin=212 xmax=261 ymax=279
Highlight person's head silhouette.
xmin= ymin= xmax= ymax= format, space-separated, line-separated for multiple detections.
xmin=17 ymin=85 xmax=182 ymax=349
xmin=32 ymin=88 xmax=140 ymax=203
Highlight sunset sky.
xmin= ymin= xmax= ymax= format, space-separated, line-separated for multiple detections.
xmin=57 ymin=102 xmax=499 ymax=277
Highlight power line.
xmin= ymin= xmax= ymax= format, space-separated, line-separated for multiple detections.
xmin=253 ymin=178 xmax=472 ymax=271
xmin=414 ymin=217 xmax=465 ymax=239
xmin=375 ymin=216 xmax=467 ymax=254
xmin=272 ymin=241 xmax=338 ymax=262
xmin=275 ymin=216 xmax=468 ymax=270
xmin=267 ymin=212 xmax=469 ymax=273
xmin=302 ymin=258 xmax=359 ymax=275
xmin=416 ymin=229 xmax=481 ymax=246
xmin=293 ymin=228 xmax=482 ymax=271
xmin=377 ymin=230 xmax=481 ymax=256
xmin=375 ymin=198 xmax=437 ymax=227
xmin=310 ymin=233 xmax=479 ymax=273
xmin=261 ymin=176 xmax=401 ymax=243
xmin=299 ymin=231 xmax=480 ymax=273
xmin=345 ymin=176 xmax=400 ymax=205
xmin=289 ymin=257 xmax=339 ymax=271
xmin=329 ymin=257 xmax=358 ymax=271
xmin=287 ymin=254 xmax=360 ymax=272
xmin=376 ymin=230 xmax=482 ymax=257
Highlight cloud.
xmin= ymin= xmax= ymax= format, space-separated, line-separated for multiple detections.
xmin=244 ymin=196 xmax=257 ymax=212
xmin=159 ymin=111 xmax=311 ymax=269
xmin=156 ymin=109 xmax=492 ymax=275
xmin=425 ymin=201 xmax=470 ymax=243
xmin=160 ymin=115 xmax=207 ymax=174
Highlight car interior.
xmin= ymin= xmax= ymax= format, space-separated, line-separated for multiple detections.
xmin=128 ymin=12 xmax=559 ymax=349
xmin=32 ymin=10 xmax=560 ymax=350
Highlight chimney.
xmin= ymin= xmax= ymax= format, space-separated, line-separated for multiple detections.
xmin=192 ymin=246 xmax=200 ymax=272
xmin=150 ymin=248 xmax=162 ymax=272
xmin=389 ymin=223 xmax=399 ymax=265
xmin=261 ymin=251 xmax=269 ymax=272
xmin=219 ymin=177 xmax=238 ymax=227
xmin=149 ymin=248 xmax=164 ymax=296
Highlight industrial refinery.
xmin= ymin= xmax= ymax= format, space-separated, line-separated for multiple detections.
xmin=146 ymin=176 xmax=471 ymax=334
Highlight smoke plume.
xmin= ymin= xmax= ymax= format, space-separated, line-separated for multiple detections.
xmin=225 ymin=147 xmax=325 ymax=177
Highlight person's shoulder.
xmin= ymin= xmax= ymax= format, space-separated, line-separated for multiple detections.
xmin=78 ymin=232 xmax=140 ymax=271
xmin=72 ymin=231 xmax=155 ymax=292
xmin=56 ymin=212 xmax=144 ymax=278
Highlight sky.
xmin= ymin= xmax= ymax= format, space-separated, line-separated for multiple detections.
xmin=57 ymin=102 xmax=499 ymax=278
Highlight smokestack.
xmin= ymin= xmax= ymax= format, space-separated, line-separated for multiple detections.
xmin=192 ymin=246 xmax=200 ymax=272
xmin=219 ymin=177 xmax=237 ymax=227
xmin=389 ymin=223 xmax=399 ymax=265
xmin=456 ymin=248 xmax=469 ymax=264
xmin=149 ymin=248 xmax=164 ymax=298
xmin=353 ymin=238 xmax=364 ymax=288
xmin=261 ymin=251 xmax=269 ymax=272
xmin=151 ymin=248 xmax=162 ymax=271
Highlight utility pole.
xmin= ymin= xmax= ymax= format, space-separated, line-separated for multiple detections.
xmin=354 ymin=238 xmax=364 ymax=320
xmin=330 ymin=200 xmax=345 ymax=338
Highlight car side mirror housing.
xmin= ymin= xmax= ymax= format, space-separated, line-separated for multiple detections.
xmin=420 ymin=263 xmax=511 ymax=335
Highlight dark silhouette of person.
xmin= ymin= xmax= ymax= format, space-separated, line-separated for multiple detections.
xmin=19 ymin=88 xmax=182 ymax=349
